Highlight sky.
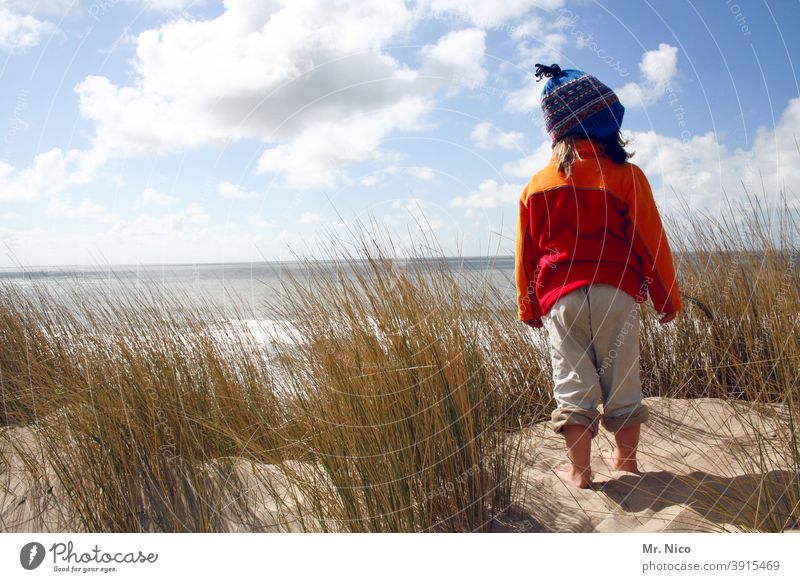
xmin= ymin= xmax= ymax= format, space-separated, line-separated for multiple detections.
xmin=0 ymin=0 xmax=798 ymax=268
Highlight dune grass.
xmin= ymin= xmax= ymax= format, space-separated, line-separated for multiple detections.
xmin=0 ymin=191 xmax=798 ymax=532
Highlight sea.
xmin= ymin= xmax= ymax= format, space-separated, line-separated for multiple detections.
xmin=0 ymin=258 xmax=520 ymax=349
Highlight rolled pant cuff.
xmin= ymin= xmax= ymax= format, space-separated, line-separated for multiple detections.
xmin=602 ymin=404 xmax=649 ymax=433
xmin=551 ymin=406 xmax=601 ymax=439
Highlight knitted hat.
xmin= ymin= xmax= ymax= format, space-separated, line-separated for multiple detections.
xmin=534 ymin=63 xmax=625 ymax=143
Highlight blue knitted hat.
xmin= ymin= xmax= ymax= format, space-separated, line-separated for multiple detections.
xmin=534 ymin=63 xmax=625 ymax=143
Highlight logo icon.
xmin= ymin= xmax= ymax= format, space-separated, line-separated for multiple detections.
xmin=20 ymin=542 xmax=46 ymax=570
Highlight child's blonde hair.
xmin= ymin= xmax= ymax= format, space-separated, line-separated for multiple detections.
xmin=554 ymin=131 xmax=634 ymax=178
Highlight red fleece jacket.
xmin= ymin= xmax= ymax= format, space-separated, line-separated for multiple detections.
xmin=515 ymin=138 xmax=681 ymax=327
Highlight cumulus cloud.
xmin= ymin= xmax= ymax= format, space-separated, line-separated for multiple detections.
xmin=360 ymin=164 xmax=436 ymax=186
xmin=0 ymin=146 xmax=105 ymax=202
xmin=117 ymin=203 xmax=210 ymax=237
xmin=0 ymin=4 xmax=59 ymax=51
xmin=420 ymin=27 xmax=487 ymax=90
xmin=126 ymin=0 xmax=206 ymax=12
xmin=450 ymin=179 xmax=523 ymax=213
xmin=509 ymin=14 xmax=568 ymax=68
xmin=298 ymin=211 xmax=321 ymax=224
xmin=389 ymin=197 xmax=449 ymax=229
xmin=407 ymin=166 xmax=436 ymax=181
xmin=3 ymin=0 xmax=77 ymax=18
xmin=45 ymin=196 xmax=118 ymax=223
xmin=257 ymin=97 xmax=431 ymax=188
xmin=471 ymin=122 xmax=525 ymax=150
xmin=218 ymin=181 xmax=260 ymax=200
xmin=73 ymin=0 xmax=500 ymax=188
xmin=415 ymin=0 xmax=564 ymax=28
xmin=628 ymin=97 xmax=800 ymax=216
xmin=0 ymin=148 xmax=68 ymax=201
xmin=501 ymin=140 xmax=553 ymax=178
xmin=504 ymin=75 xmax=541 ymax=114
xmin=75 ymin=1 xmax=418 ymax=147
xmin=141 ymin=187 xmax=179 ymax=206
xmin=616 ymin=43 xmax=679 ymax=107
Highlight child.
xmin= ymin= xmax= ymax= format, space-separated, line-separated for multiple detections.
xmin=515 ymin=64 xmax=681 ymax=489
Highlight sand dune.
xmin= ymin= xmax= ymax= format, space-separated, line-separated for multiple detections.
xmin=496 ymin=397 xmax=797 ymax=532
xmin=1 ymin=397 xmax=796 ymax=533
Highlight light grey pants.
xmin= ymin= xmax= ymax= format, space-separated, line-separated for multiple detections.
xmin=542 ymin=283 xmax=649 ymax=438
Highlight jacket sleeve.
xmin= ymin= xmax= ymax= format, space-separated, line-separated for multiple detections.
xmin=625 ymin=166 xmax=682 ymax=317
xmin=515 ymin=184 xmax=544 ymax=326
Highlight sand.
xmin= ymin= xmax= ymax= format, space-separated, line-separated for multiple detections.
xmin=1 ymin=397 xmax=797 ymax=533
xmin=496 ymin=397 xmax=798 ymax=533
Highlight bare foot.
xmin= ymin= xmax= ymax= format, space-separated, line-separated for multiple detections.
xmin=554 ymin=463 xmax=593 ymax=489
xmin=603 ymin=447 xmax=640 ymax=473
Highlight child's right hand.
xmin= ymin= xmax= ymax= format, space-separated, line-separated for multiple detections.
xmin=658 ymin=312 xmax=676 ymax=325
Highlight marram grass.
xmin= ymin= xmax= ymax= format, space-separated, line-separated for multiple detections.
xmin=0 ymin=191 xmax=798 ymax=532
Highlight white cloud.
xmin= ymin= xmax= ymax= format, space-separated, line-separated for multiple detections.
xmin=390 ymin=197 xmax=448 ymax=229
xmin=509 ymin=15 xmax=568 ymax=68
xmin=616 ymin=43 xmax=679 ymax=107
xmin=247 ymin=212 xmax=277 ymax=229
xmin=45 ymin=196 xmax=118 ymax=224
xmin=74 ymin=0 xmax=419 ymax=150
xmin=3 ymin=0 xmax=77 ymax=17
xmin=0 ymin=148 xmax=67 ymax=201
xmin=515 ymin=31 xmax=567 ymax=67
xmin=0 ymin=5 xmax=58 ymax=51
xmin=359 ymin=164 xmax=435 ymax=186
xmin=629 ymin=97 xmax=800 ymax=215
xmin=298 ymin=211 xmax=321 ymax=224
xmin=504 ymin=75 xmax=540 ymax=114
xmin=126 ymin=0 xmax=206 ymax=12
xmin=471 ymin=122 xmax=525 ymax=150
xmin=501 ymin=140 xmax=553 ymax=178
xmin=420 ymin=27 xmax=486 ymax=90
xmin=415 ymin=0 xmax=564 ymax=28
xmin=392 ymin=197 xmax=429 ymax=212
xmin=640 ymin=43 xmax=679 ymax=85
xmin=75 ymin=0 xmax=475 ymax=189
xmin=407 ymin=166 xmax=436 ymax=181
xmin=117 ymin=203 xmax=210 ymax=237
xmin=450 ymin=179 xmax=523 ymax=212
xmin=257 ymin=97 xmax=431 ymax=188
xmin=0 ymin=146 xmax=108 ymax=202
xmin=218 ymin=181 xmax=260 ymax=200
xmin=141 ymin=186 xmax=179 ymax=206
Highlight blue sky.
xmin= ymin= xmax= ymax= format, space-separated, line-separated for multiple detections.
xmin=1 ymin=0 xmax=798 ymax=267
